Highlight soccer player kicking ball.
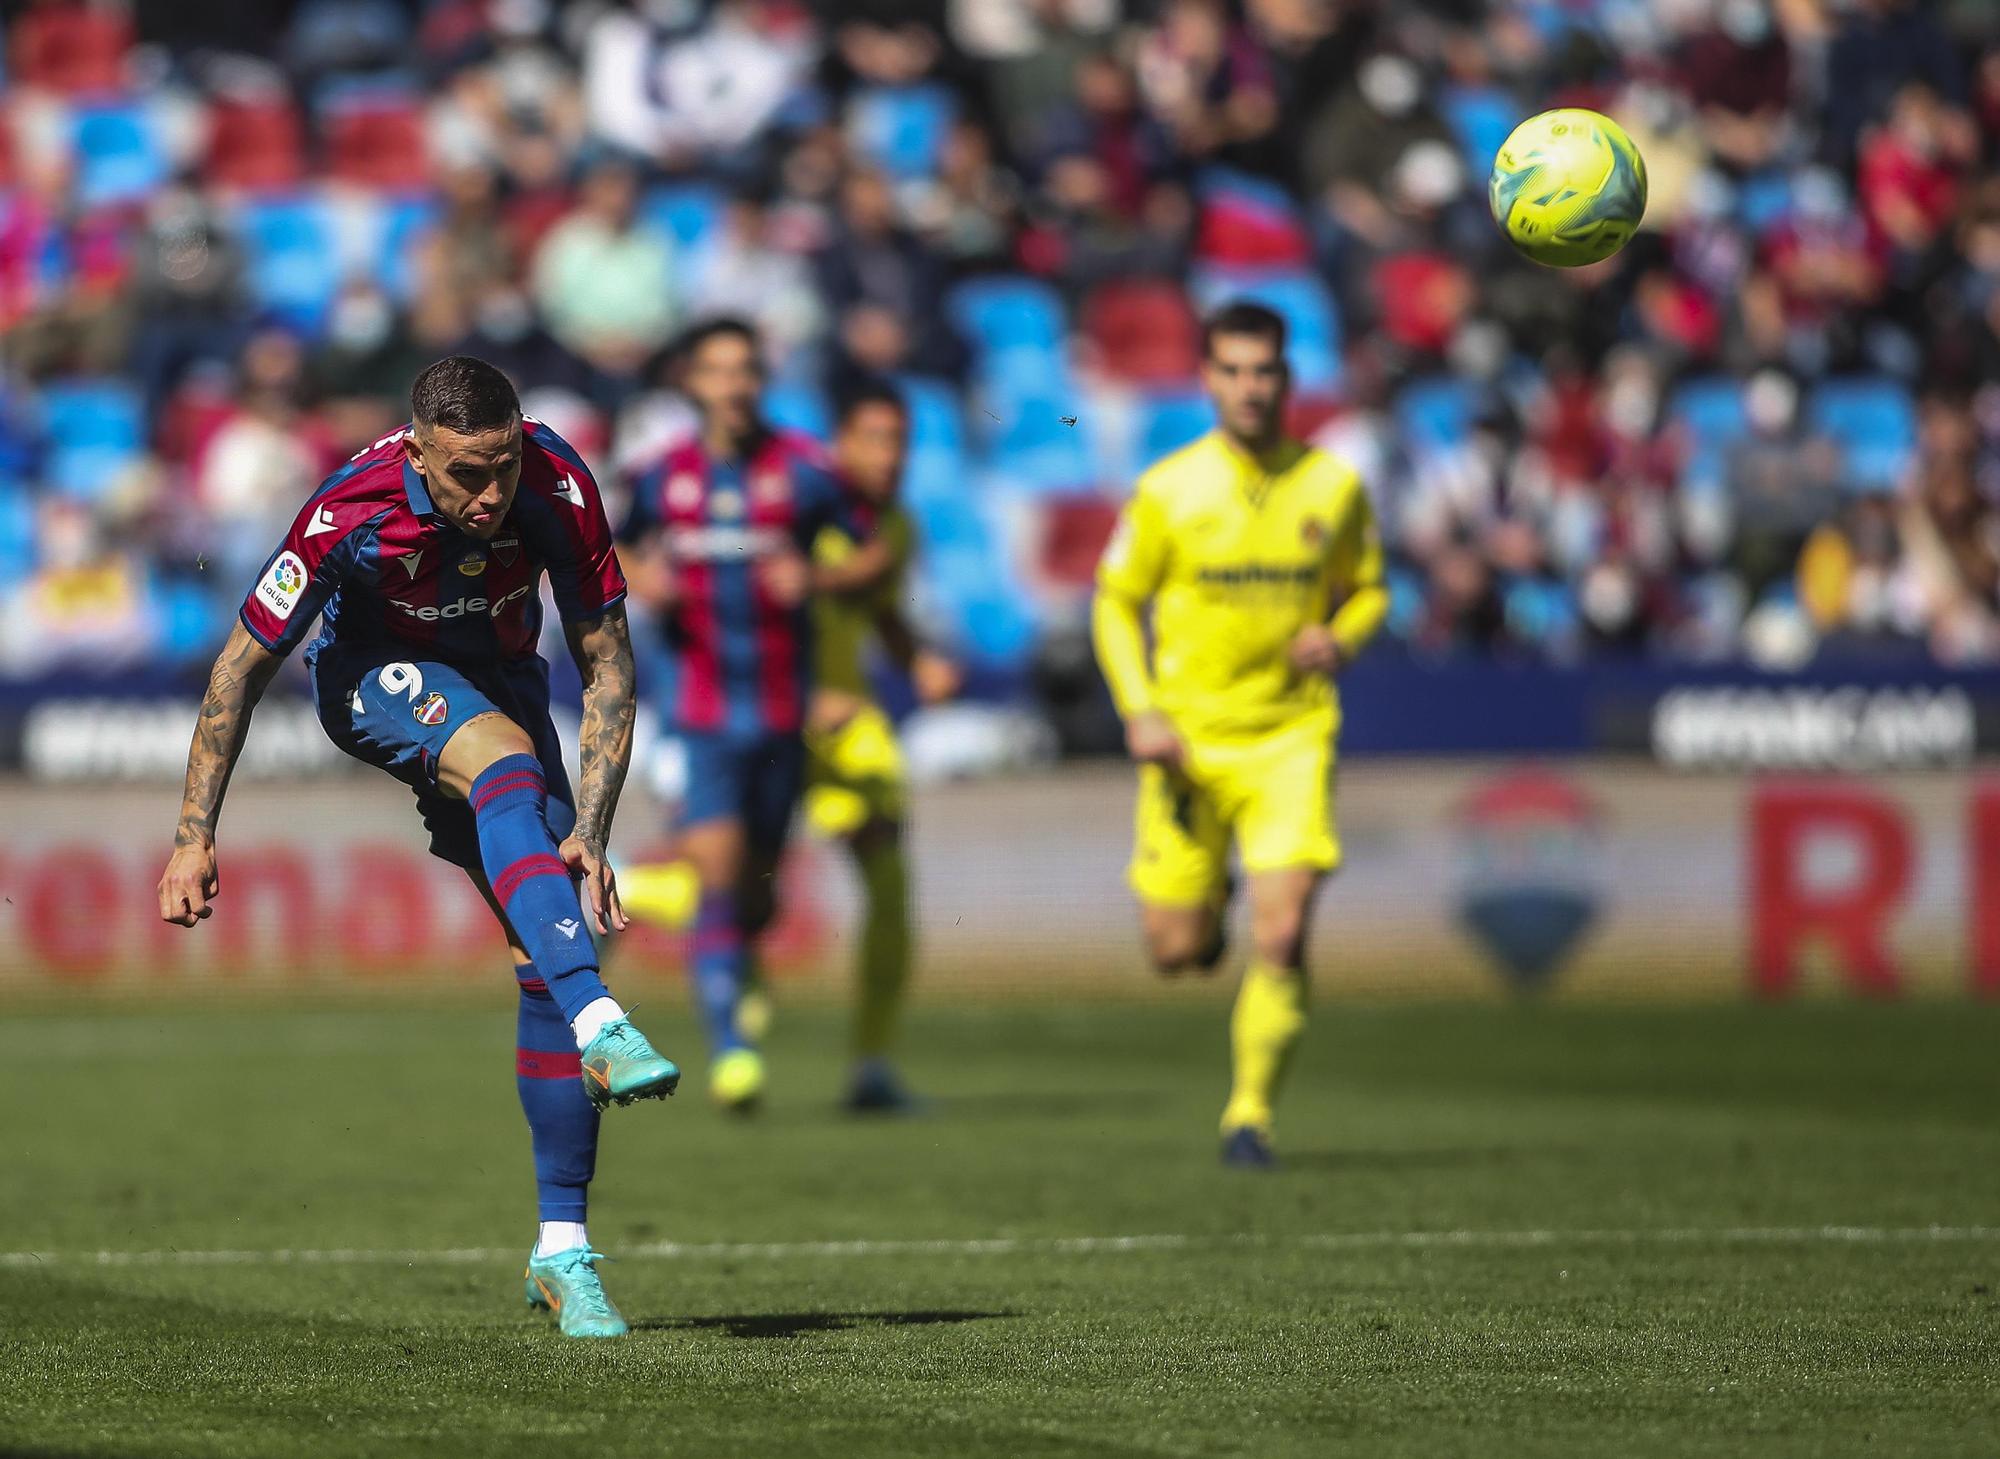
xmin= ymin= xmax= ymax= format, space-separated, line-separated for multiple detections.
xmin=619 ymin=320 xmax=891 ymax=1113
xmin=156 ymin=357 xmax=679 ymax=1338
xmin=1092 ymin=303 xmax=1388 ymax=1169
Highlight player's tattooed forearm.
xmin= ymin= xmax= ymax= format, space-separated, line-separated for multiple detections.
xmin=174 ymin=628 xmax=280 ymax=848
xmin=572 ymin=607 xmax=637 ymax=851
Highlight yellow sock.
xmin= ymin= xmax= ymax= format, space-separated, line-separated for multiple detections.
xmin=852 ymin=837 xmax=911 ymax=1059
xmin=619 ymin=860 xmax=700 ymax=931
xmin=1221 ymin=961 xmax=1307 ymax=1136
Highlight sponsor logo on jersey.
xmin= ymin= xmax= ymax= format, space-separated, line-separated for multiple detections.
xmin=551 ymin=460 xmax=586 ymax=507
xmin=256 ymin=552 xmax=309 ymax=619
xmin=666 ymin=473 xmax=703 ymax=511
xmin=394 ymin=552 xmax=423 ymax=579
xmin=304 ymin=504 xmax=339 ymax=537
xmin=458 ymin=555 xmax=486 ymax=576
xmin=388 ymin=582 xmax=535 ymax=621
xmin=413 ymin=692 xmax=450 ymax=726
xmin=665 ymin=525 xmax=788 ymax=560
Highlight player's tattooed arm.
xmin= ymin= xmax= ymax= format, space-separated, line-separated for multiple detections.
xmin=563 ymin=603 xmax=636 ymax=934
xmin=159 ymin=624 xmax=283 ymax=925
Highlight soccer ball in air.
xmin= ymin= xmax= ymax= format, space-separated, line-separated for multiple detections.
xmin=1489 ymin=108 xmax=1648 ymax=268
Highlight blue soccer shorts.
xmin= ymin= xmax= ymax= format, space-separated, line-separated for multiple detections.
xmin=672 ymin=728 xmax=807 ymax=859
xmin=311 ymin=648 xmax=576 ymax=870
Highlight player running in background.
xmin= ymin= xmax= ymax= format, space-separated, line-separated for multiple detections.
xmin=618 ymin=319 xmax=891 ymax=1113
xmin=155 ymin=357 xmax=678 ymax=1338
xmin=1091 ymin=303 xmax=1388 ymax=1169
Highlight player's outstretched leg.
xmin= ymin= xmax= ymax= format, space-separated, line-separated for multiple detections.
xmin=847 ymin=820 xmax=916 ymax=1113
xmin=469 ymin=752 xmax=679 ymax=1106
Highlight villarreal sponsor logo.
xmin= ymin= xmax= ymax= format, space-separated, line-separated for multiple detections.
xmin=413 ymin=692 xmax=450 ymax=727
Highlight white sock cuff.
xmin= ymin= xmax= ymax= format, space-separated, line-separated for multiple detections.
xmin=570 ymin=996 xmax=625 ymax=1049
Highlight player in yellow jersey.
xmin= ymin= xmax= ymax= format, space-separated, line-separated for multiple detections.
xmin=620 ymin=380 xmax=958 ymax=1110
xmin=1091 ymin=301 xmax=1388 ymax=1168
xmin=804 ymin=379 xmax=960 ymax=1111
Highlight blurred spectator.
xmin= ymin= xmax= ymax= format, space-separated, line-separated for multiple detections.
xmin=1135 ymin=0 xmax=1282 ymax=178
xmin=195 ymin=329 xmax=332 ymax=580
xmin=0 ymin=500 xmax=156 ymax=675
xmin=530 ymin=156 xmax=678 ymax=381
xmin=815 ymin=163 xmax=958 ymax=376
xmin=684 ymin=191 xmax=826 ymax=370
xmin=1726 ymin=368 xmax=1847 ymax=600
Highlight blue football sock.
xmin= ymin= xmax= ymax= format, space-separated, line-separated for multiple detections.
xmin=471 ymin=754 xmax=610 ymax=1022
xmin=513 ymin=964 xmax=599 ymax=1223
xmin=691 ymin=889 xmax=748 ymax=1055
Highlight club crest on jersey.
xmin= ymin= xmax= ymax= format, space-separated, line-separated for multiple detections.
xmin=492 ymin=537 xmax=519 ymax=566
xmin=711 ymin=488 xmax=745 ymax=521
xmin=458 ymin=555 xmax=486 ymax=576
xmin=667 ymin=473 xmax=703 ymax=511
xmin=413 ymin=692 xmax=450 ymax=727
xmin=1300 ymin=517 xmax=1327 ymax=548
xmin=751 ymin=469 xmax=790 ymax=506
xmin=257 ymin=551 xmax=308 ymax=620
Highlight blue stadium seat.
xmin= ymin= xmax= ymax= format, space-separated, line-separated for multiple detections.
xmin=1503 ymin=577 xmax=1578 ymax=647
xmin=1395 ymin=376 xmax=1475 ymax=454
xmin=71 ymin=102 xmax=166 ymax=210
xmin=947 ymin=277 xmax=1066 ymax=359
xmin=977 ymin=355 xmax=1092 ymax=493
xmin=1736 ymin=170 xmax=1794 ymax=234
xmin=157 ymin=579 xmax=224 ymax=663
xmin=371 ymin=195 xmax=439 ymax=303
xmin=41 ymin=379 xmax=143 ymax=500
xmin=639 ymin=183 xmax=723 ymax=252
xmin=1440 ymin=85 xmax=1516 ymax=177
xmin=848 ymin=83 xmax=957 ymax=180
xmin=235 ymin=195 xmax=340 ymax=334
xmin=896 ymin=374 xmax=968 ymax=457
xmin=1188 ymin=268 xmax=1341 ymax=392
xmin=1134 ymin=391 xmax=1214 ymax=469
xmin=764 ymin=377 xmax=832 ymax=439
xmin=1810 ymin=377 xmax=1917 ymax=494
xmin=1669 ymin=376 xmax=1749 ymax=487
xmin=0 ymin=482 xmax=34 ymax=582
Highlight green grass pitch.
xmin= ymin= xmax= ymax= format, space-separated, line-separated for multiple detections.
xmin=2 ymin=995 xmax=1996 ymax=1457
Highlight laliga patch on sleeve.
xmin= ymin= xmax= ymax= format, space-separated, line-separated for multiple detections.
xmin=256 ymin=551 xmax=309 ymax=620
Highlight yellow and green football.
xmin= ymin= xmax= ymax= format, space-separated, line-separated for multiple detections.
xmin=1489 ymin=108 xmax=1647 ymax=268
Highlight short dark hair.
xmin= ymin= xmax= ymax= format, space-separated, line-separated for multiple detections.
xmin=675 ymin=315 xmax=764 ymax=368
xmin=410 ymin=356 xmax=520 ymax=434
xmin=835 ymin=376 xmax=907 ymax=427
xmin=1201 ymin=301 xmax=1288 ymax=360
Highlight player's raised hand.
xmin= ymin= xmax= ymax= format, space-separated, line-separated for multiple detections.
xmin=1126 ymin=710 xmax=1186 ymax=770
xmin=1287 ymin=625 xmax=1344 ymax=677
xmin=561 ymin=833 xmax=628 ymax=936
xmin=157 ymin=842 xmax=220 ymax=927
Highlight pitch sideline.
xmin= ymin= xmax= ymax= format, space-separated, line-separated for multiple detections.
xmin=2 ymin=1225 xmax=1996 ymax=1270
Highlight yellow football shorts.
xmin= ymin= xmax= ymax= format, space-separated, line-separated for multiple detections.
xmin=805 ymin=702 xmax=907 ymax=839
xmin=1129 ymin=712 xmax=1340 ymax=906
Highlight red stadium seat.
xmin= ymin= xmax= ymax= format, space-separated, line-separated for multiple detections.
xmin=204 ymin=96 xmax=306 ymax=191
xmin=1039 ymin=496 xmax=1122 ymax=589
xmin=9 ymin=1 xmax=132 ymax=95
xmin=323 ymin=100 xmax=429 ymax=192
xmin=1081 ymin=281 xmax=1199 ymax=386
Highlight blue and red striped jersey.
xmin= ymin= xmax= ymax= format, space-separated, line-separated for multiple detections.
xmin=237 ymin=418 xmax=626 ymax=666
xmin=623 ymin=428 xmax=866 ymax=736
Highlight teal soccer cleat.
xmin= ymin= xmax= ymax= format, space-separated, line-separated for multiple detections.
xmin=579 ymin=1019 xmax=680 ymax=1110
xmin=525 ymin=1247 xmax=628 ymax=1338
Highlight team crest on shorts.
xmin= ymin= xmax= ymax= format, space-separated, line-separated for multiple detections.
xmin=413 ymin=692 xmax=450 ymax=727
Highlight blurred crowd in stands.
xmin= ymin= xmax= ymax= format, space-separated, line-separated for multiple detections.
xmin=1 ymin=0 xmax=1998 ymax=687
